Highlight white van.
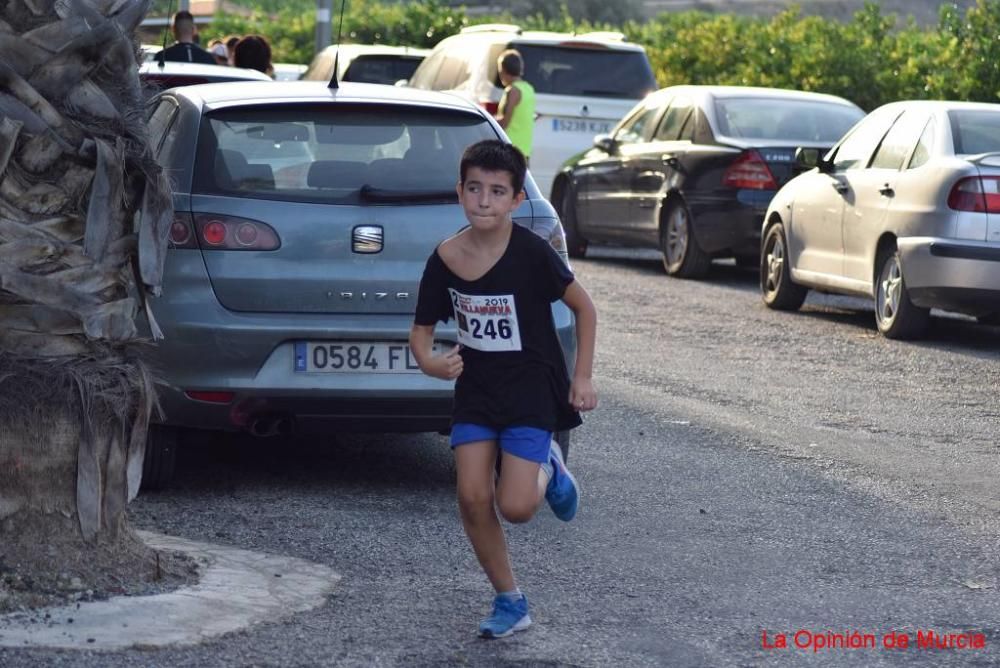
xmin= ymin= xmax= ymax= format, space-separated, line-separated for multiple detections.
xmin=407 ymin=25 xmax=657 ymax=199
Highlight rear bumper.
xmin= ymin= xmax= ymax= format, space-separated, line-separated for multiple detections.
xmin=898 ymin=237 xmax=1000 ymax=313
xmin=688 ymin=189 xmax=773 ymax=256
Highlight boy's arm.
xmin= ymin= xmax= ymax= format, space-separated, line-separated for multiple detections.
xmin=496 ymin=85 xmax=522 ymax=130
xmin=561 ymin=280 xmax=598 ymax=411
xmin=410 ymin=324 xmax=463 ymax=380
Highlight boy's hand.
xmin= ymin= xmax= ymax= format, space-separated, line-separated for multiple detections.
xmin=569 ymin=376 xmax=597 ymax=412
xmin=426 ymin=344 xmax=463 ymax=380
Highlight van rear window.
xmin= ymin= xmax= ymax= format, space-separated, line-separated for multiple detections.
xmin=193 ymin=104 xmax=497 ymax=204
xmin=503 ymin=45 xmax=656 ymax=99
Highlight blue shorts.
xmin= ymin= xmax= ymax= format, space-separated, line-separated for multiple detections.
xmin=450 ymin=423 xmax=552 ymax=464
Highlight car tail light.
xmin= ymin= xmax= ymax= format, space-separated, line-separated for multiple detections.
xmin=722 ymin=150 xmax=778 ymax=190
xmin=185 ymin=390 xmax=235 ymax=404
xmin=948 ymin=176 xmax=1000 ymax=213
xmin=193 ymin=214 xmax=280 ymax=250
xmin=480 ymin=100 xmax=499 ymax=115
xmin=168 ymin=214 xmax=197 ymax=249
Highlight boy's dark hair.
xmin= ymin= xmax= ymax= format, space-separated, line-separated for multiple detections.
xmin=498 ymin=49 xmax=524 ymax=77
xmin=460 ymin=140 xmax=527 ymax=194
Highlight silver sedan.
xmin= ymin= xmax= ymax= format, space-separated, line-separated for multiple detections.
xmin=760 ymin=100 xmax=1000 ymax=339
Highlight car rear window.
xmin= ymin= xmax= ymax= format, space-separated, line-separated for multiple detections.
xmin=193 ymin=104 xmax=497 ymax=204
xmin=343 ymin=56 xmax=424 ymax=85
xmin=949 ymin=109 xmax=1000 ymax=155
xmin=713 ymin=97 xmax=863 ymax=143
xmin=492 ymin=44 xmax=656 ymax=99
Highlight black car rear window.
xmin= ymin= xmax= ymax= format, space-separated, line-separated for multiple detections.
xmin=713 ymin=97 xmax=863 ymax=143
xmin=949 ymin=109 xmax=1000 ymax=155
xmin=193 ymin=104 xmax=497 ymax=204
xmin=499 ymin=44 xmax=656 ymax=99
xmin=343 ymin=56 xmax=424 ymax=85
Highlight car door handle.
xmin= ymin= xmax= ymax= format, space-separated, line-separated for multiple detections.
xmin=661 ymin=154 xmax=679 ymax=168
xmin=879 ymin=184 xmax=895 ymax=197
xmin=832 ymin=182 xmax=849 ymax=194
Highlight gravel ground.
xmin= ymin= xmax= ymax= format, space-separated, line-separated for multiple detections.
xmin=2 ymin=253 xmax=999 ymax=667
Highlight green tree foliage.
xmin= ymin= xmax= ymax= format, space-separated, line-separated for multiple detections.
xmin=205 ymin=0 xmax=466 ymax=65
xmin=152 ymin=0 xmax=1000 ymax=110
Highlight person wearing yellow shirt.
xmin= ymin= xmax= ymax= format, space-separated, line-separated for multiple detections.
xmin=495 ymin=50 xmax=535 ymax=165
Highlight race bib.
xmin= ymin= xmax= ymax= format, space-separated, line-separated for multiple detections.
xmin=449 ymin=289 xmax=522 ymax=352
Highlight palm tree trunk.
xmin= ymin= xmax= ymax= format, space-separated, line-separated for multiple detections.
xmin=0 ymin=0 xmax=171 ymax=545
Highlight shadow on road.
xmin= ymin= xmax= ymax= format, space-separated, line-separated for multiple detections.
xmin=167 ymin=430 xmax=456 ymax=495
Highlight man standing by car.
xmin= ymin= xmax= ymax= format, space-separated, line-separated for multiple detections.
xmin=496 ymin=50 xmax=535 ymax=164
xmin=155 ymin=11 xmax=216 ymax=65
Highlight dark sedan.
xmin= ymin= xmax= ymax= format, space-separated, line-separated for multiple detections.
xmin=552 ymin=85 xmax=863 ymax=277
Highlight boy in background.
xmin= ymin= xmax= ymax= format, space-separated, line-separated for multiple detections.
xmin=495 ymin=50 xmax=536 ymax=163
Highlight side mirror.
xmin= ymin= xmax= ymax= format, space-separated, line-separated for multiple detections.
xmin=394 ymin=79 xmax=409 ymax=87
xmin=795 ymin=147 xmax=832 ymax=173
xmin=795 ymin=147 xmax=820 ymax=168
xmin=594 ymin=134 xmax=617 ymax=153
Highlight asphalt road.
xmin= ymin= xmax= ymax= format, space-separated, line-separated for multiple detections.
xmin=4 ymin=250 xmax=1000 ymax=667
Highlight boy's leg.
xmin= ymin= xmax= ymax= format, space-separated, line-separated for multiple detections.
xmin=454 ymin=439 xmax=517 ymax=593
xmin=494 ymin=427 xmax=553 ymax=523
xmin=495 ymin=452 xmax=547 ymax=524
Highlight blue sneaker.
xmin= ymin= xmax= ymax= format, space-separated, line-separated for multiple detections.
xmin=478 ymin=594 xmax=531 ymax=638
xmin=545 ymin=440 xmax=579 ymax=521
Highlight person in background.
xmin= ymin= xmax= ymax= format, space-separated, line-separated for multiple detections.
xmin=208 ymin=39 xmax=230 ymax=66
xmin=233 ymin=34 xmax=274 ymax=78
xmin=225 ymin=35 xmax=241 ymax=66
xmin=495 ymin=50 xmax=535 ymax=164
xmin=155 ymin=10 xmax=216 ymax=65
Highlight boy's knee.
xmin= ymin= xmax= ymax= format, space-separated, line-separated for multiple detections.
xmin=458 ymin=487 xmax=494 ymax=517
xmin=497 ymin=498 xmax=535 ymax=524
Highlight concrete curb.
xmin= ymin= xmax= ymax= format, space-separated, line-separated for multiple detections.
xmin=0 ymin=530 xmax=341 ymax=651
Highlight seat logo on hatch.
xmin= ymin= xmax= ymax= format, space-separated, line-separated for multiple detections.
xmin=353 ymin=225 xmax=383 ymax=253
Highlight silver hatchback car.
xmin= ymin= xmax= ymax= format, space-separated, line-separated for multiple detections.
xmin=142 ymin=81 xmax=574 ymax=487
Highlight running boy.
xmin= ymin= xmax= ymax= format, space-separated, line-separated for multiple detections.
xmin=410 ymin=140 xmax=598 ymax=639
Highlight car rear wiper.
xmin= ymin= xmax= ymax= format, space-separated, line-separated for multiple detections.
xmin=359 ymin=185 xmax=457 ymax=203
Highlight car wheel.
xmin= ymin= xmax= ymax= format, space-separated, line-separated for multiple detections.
xmin=874 ymin=247 xmax=929 ymax=339
xmin=760 ymin=223 xmax=807 ymax=311
xmin=660 ymin=200 xmax=711 ymax=278
xmin=141 ymin=425 xmax=178 ymax=492
xmin=560 ymin=183 xmax=588 ymax=259
xmin=555 ymin=429 xmax=570 ymax=462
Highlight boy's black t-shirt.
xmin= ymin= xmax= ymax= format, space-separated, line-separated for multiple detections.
xmin=415 ymin=223 xmax=582 ymax=433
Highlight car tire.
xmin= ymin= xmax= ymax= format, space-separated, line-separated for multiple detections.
xmin=555 ymin=429 xmax=570 ymax=462
xmin=660 ymin=200 xmax=711 ymax=278
xmin=760 ymin=223 xmax=807 ymax=311
xmin=874 ymin=246 xmax=929 ymax=339
xmin=141 ymin=425 xmax=179 ymax=492
xmin=560 ymin=183 xmax=588 ymax=259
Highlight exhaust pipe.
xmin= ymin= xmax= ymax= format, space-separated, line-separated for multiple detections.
xmin=248 ymin=413 xmax=294 ymax=438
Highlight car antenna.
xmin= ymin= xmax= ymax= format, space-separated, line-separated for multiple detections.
xmin=327 ymin=0 xmax=348 ymax=89
xmin=157 ymin=0 xmax=177 ymax=69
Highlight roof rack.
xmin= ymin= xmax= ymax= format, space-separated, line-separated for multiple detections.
xmin=577 ymin=31 xmax=626 ymax=42
xmin=460 ymin=23 xmax=522 ymax=35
